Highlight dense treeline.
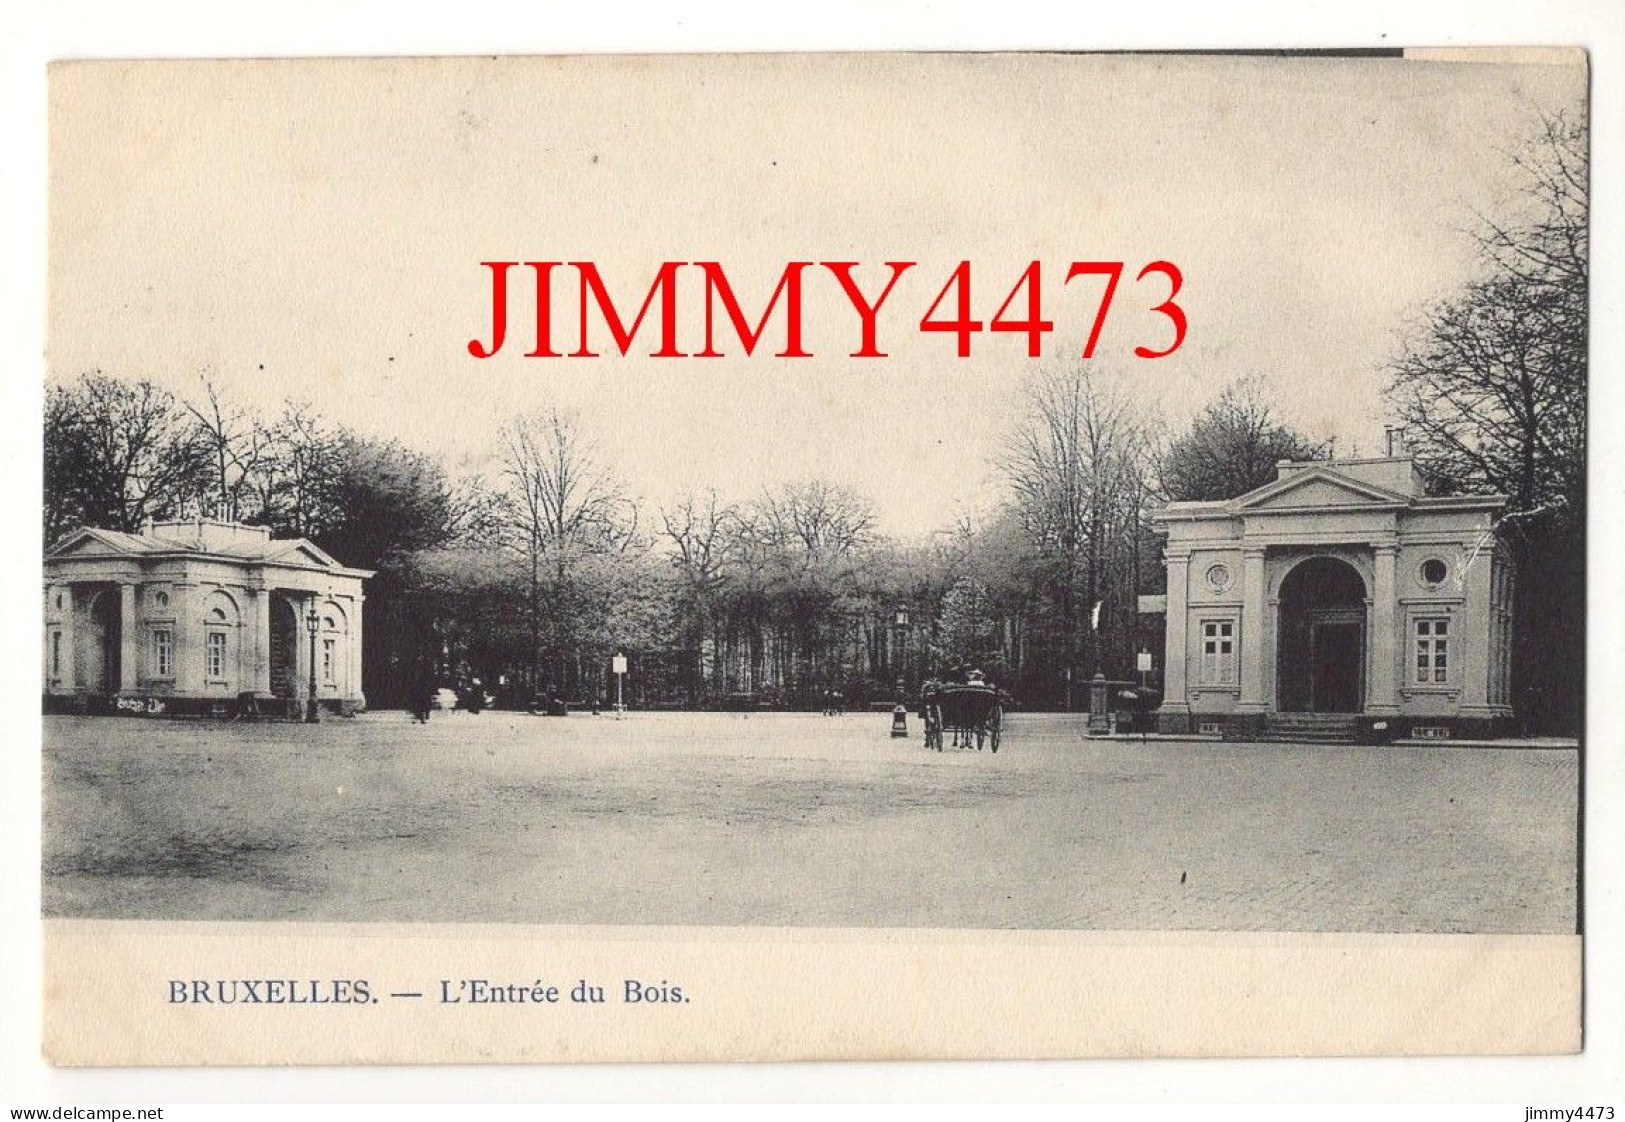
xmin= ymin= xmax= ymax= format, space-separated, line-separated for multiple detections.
xmin=43 ymin=364 xmax=1181 ymax=711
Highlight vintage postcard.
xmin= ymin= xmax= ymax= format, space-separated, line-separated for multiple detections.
xmin=40 ymin=49 xmax=1586 ymax=1064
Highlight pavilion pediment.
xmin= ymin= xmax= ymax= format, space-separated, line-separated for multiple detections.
xmin=262 ymin=540 xmax=345 ymax=570
xmin=1232 ymin=467 xmax=1412 ymax=514
xmin=45 ymin=528 xmax=149 ymax=560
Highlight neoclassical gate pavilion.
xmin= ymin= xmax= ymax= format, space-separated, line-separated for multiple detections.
xmin=43 ymin=518 xmax=372 ymax=716
xmin=1152 ymin=452 xmax=1515 ymax=741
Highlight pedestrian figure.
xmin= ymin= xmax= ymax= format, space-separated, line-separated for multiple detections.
xmin=410 ymin=670 xmax=433 ymax=723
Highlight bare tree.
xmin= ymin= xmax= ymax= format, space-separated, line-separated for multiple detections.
xmin=662 ymin=490 xmax=739 ymax=596
xmin=253 ymin=401 xmax=341 ymax=537
xmin=660 ymin=490 xmax=742 ymax=698
xmin=1387 ymin=108 xmax=1586 ymax=515
xmin=44 ymin=373 xmax=210 ymax=538
xmin=498 ymin=408 xmax=640 ymax=696
xmin=184 ymin=375 xmax=278 ymax=522
xmin=753 ymin=479 xmax=875 ymax=570
xmin=999 ymin=364 xmax=1155 ymax=704
xmin=1385 ymin=107 xmax=1587 ymax=734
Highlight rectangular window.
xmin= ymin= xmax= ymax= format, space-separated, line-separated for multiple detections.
xmin=51 ymin=630 xmax=62 ymax=677
xmin=1200 ymin=619 xmax=1237 ymax=685
xmin=206 ymin=630 xmax=226 ymax=679
xmin=322 ymin=638 xmax=336 ymax=683
xmin=1414 ymin=618 xmax=1448 ymax=684
xmin=152 ymin=628 xmax=174 ymax=678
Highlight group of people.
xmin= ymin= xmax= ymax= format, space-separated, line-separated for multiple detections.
xmin=920 ymin=666 xmax=996 ymax=703
xmin=408 ymin=676 xmax=490 ymax=723
xmin=408 ymin=674 xmax=586 ymax=723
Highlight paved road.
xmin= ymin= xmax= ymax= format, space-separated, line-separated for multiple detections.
xmin=42 ymin=711 xmax=1579 ymax=932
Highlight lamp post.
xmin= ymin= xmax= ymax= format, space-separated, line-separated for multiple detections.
xmin=305 ymin=598 xmax=321 ymax=723
xmin=893 ymin=604 xmax=911 ymax=700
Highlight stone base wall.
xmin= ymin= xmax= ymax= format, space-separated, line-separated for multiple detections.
xmin=1154 ymin=707 xmax=1191 ymax=735
xmin=42 ymin=692 xmax=365 ymax=720
xmin=1219 ymin=712 xmax=1268 ymax=741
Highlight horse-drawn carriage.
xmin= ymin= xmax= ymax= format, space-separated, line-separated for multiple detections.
xmin=921 ymin=683 xmax=1002 ymax=752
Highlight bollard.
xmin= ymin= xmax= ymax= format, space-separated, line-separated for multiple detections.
xmin=1087 ymin=672 xmax=1111 ymax=736
xmin=890 ymin=704 xmax=908 ymax=738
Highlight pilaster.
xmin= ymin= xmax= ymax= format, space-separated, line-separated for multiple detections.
xmin=249 ymin=582 xmax=272 ymax=696
xmin=1459 ymin=542 xmax=1495 ymax=717
xmin=117 ymin=582 xmax=139 ymax=693
xmin=1367 ymin=542 xmax=1399 ymax=715
xmin=173 ymin=581 xmax=201 ymax=694
xmin=1236 ymin=546 xmax=1267 ymax=712
xmin=1157 ymin=549 xmax=1191 ymax=729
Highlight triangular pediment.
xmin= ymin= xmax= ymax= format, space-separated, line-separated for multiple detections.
xmin=263 ymin=540 xmax=343 ymax=570
xmin=1233 ymin=466 xmax=1413 ymax=513
xmin=45 ymin=528 xmax=148 ymax=560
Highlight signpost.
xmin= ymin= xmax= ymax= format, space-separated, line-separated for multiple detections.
xmin=1137 ymin=649 xmax=1153 ymax=689
xmin=612 ymin=652 xmax=627 ymax=715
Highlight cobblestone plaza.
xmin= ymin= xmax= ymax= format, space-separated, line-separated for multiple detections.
xmin=43 ymin=712 xmax=1578 ymax=933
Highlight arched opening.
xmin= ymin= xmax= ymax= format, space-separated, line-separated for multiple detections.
xmin=1277 ymin=556 xmax=1367 ymax=713
xmin=82 ymin=588 xmax=120 ymax=693
xmin=268 ymin=596 xmax=299 ymax=699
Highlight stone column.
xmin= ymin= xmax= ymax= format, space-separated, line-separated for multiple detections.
xmin=1237 ymin=546 xmax=1267 ymax=712
xmin=58 ymin=585 xmax=77 ymax=691
xmin=1156 ymin=550 xmax=1191 ymax=732
xmin=349 ymin=592 xmax=366 ymax=707
xmin=118 ymin=581 xmax=139 ymax=693
xmin=250 ymin=584 xmax=272 ymax=696
xmin=173 ymin=581 xmax=200 ymax=695
xmin=1460 ymin=539 xmax=1494 ymax=717
xmin=1367 ymin=543 xmax=1399 ymax=714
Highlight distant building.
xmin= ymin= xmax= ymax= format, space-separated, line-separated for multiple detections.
xmin=1152 ymin=454 xmax=1514 ymax=741
xmin=43 ymin=518 xmax=373 ymax=717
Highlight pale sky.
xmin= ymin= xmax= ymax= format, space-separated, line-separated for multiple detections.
xmin=48 ymin=52 xmax=1586 ymax=538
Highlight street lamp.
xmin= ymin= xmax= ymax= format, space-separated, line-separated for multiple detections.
xmin=305 ymin=598 xmax=321 ymax=723
xmin=893 ymin=604 xmax=911 ymax=699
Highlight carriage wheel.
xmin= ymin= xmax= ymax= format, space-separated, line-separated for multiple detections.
xmin=990 ymin=723 xmax=1000 ymax=753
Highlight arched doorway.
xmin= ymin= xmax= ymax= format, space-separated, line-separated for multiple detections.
xmin=81 ymin=588 xmax=121 ymax=693
xmin=1276 ymin=557 xmax=1367 ymax=713
xmin=268 ymin=596 xmax=299 ymax=699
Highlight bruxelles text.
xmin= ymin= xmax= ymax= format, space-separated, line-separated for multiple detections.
xmin=467 ymin=260 xmax=1187 ymax=361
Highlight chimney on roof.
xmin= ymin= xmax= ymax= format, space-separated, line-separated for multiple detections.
xmin=1385 ymin=426 xmax=1408 ymax=457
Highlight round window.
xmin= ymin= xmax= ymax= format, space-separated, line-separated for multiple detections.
xmin=1419 ymin=558 xmax=1448 ymax=587
xmin=1204 ymin=563 xmax=1231 ymax=592
xmin=154 ymin=591 xmax=170 ymax=609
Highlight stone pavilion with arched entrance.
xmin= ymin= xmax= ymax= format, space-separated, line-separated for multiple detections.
xmin=1152 ymin=452 xmax=1515 ymax=741
xmin=43 ymin=518 xmax=372 ymax=718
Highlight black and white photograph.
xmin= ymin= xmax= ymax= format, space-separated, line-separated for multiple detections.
xmin=21 ymin=40 xmax=1602 ymax=1073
